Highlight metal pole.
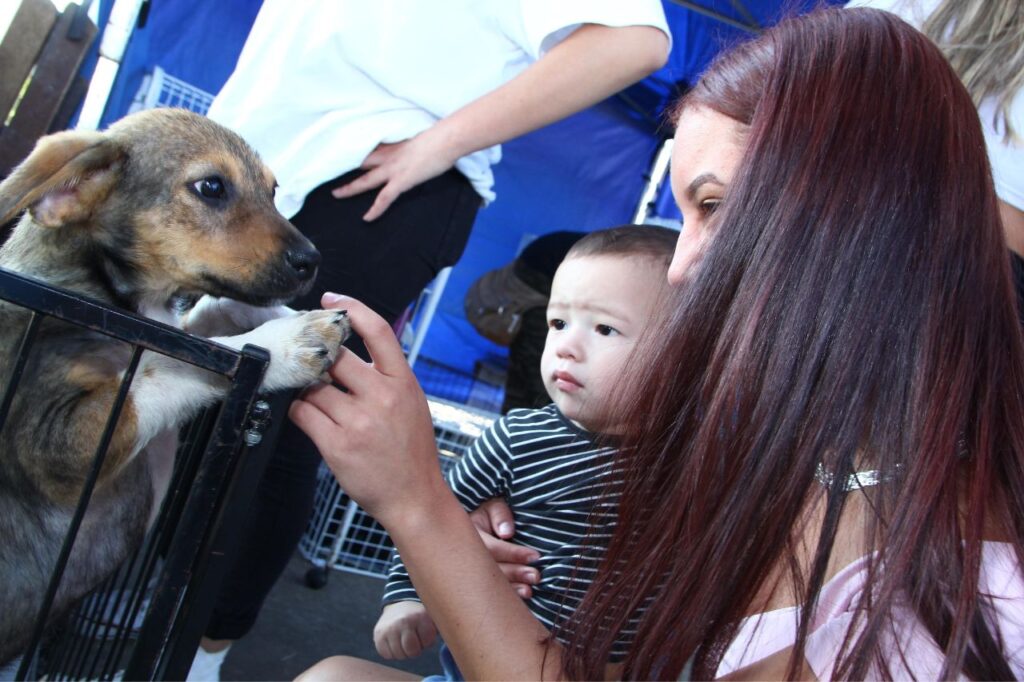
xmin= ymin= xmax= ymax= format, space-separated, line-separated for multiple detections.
xmin=632 ymin=138 xmax=675 ymax=225
xmin=407 ymin=267 xmax=451 ymax=368
xmin=75 ymin=0 xmax=146 ymax=130
xmin=668 ymin=0 xmax=761 ymax=34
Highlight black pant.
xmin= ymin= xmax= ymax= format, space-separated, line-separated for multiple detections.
xmin=204 ymin=168 xmax=480 ymax=640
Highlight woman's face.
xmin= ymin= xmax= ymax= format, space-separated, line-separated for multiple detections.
xmin=667 ymin=106 xmax=748 ymax=285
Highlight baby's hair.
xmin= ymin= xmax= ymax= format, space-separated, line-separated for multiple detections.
xmin=564 ymin=224 xmax=677 ymax=267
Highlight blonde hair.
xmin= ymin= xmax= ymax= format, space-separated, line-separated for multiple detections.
xmin=922 ymin=0 xmax=1024 ymax=142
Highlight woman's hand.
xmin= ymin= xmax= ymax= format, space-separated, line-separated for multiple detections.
xmin=331 ymin=130 xmax=459 ymax=222
xmin=289 ymin=293 xmax=448 ymax=526
xmin=468 ymin=498 xmax=540 ymax=598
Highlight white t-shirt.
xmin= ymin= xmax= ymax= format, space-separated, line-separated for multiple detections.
xmin=207 ymin=0 xmax=670 ymax=218
xmin=845 ymin=0 xmax=1024 ymax=211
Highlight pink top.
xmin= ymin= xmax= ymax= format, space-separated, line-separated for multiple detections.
xmin=716 ymin=542 xmax=1024 ymax=679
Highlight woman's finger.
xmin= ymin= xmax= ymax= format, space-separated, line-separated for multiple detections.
xmin=288 ymin=395 xmax=344 ymax=449
xmin=331 ymin=166 xmax=386 ymax=199
xmin=294 ymin=380 xmax=351 ymax=421
xmin=320 ymin=294 xmax=411 ymax=377
xmin=363 ymin=182 xmax=403 ymax=222
xmin=318 ymin=344 xmax=379 ymax=396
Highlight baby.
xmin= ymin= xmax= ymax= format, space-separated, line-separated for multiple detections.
xmin=374 ymin=224 xmax=677 ymax=678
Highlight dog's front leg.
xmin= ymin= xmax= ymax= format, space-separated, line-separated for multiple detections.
xmin=37 ymin=310 xmax=349 ymax=501
xmin=130 ymin=309 xmax=350 ymax=445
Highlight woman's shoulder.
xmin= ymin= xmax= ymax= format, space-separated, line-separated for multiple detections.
xmin=722 ymin=541 xmax=1024 ymax=678
xmin=818 ymin=541 xmax=1022 ymax=616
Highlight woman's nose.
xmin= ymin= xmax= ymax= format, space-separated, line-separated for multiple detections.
xmin=668 ymin=230 xmax=705 ymax=285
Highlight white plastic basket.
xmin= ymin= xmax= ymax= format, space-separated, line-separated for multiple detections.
xmin=298 ymin=397 xmax=499 ymax=579
xmin=128 ymin=66 xmax=215 ymax=115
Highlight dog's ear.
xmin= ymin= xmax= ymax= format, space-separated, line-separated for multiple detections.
xmin=0 ymin=129 xmax=125 ymax=227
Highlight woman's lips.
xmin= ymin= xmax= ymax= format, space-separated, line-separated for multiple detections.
xmin=553 ymin=370 xmax=583 ymax=391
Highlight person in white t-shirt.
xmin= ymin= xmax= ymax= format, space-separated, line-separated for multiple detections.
xmin=187 ymin=3 xmax=671 ymax=679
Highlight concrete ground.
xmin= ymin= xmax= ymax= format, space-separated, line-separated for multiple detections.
xmin=222 ymin=554 xmax=440 ymax=681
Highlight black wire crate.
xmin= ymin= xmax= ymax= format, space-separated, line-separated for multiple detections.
xmin=0 ymin=268 xmax=278 ymax=681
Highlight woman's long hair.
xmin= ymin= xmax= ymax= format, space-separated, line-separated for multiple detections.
xmin=560 ymin=8 xmax=1024 ymax=680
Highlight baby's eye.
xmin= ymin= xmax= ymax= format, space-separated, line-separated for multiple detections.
xmin=549 ymin=319 xmax=566 ymax=331
xmin=596 ymin=324 xmax=618 ymax=336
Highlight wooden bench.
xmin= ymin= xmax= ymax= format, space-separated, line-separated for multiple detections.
xmin=0 ymin=0 xmax=98 ymax=179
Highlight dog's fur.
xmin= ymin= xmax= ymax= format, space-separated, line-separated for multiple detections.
xmin=0 ymin=109 xmax=350 ymax=663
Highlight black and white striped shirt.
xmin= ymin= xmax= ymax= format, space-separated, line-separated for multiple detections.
xmin=383 ymin=404 xmax=637 ymax=658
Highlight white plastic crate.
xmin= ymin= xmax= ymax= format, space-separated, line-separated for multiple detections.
xmin=298 ymin=397 xmax=499 ymax=579
xmin=128 ymin=66 xmax=215 ymax=115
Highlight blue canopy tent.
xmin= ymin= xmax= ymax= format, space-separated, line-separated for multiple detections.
xmin=94 ymin=0 xmax=837 ymax=405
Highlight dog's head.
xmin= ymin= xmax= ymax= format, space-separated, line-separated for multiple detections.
xmin=0 ymin=108 xmax=320 ymax=310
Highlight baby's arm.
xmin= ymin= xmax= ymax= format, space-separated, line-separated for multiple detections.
xmin=371 ymin=422 xmax=519 ymax=661
xmin=445 ymin=420 xmax=515 ymax=512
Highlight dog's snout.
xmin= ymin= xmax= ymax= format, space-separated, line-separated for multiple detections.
xmin=286 ymin=248 xmax=321 ymax=281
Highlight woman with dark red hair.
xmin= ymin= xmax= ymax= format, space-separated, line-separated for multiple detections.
xmin=292 ymin=8 xmax=1024 ymax=679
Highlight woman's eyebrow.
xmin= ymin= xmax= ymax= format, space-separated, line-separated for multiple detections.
xmin=686 ymin=172 xmax=724 ymax=200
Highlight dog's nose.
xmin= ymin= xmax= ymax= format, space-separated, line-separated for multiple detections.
xmin=286 ymin=248 xmax=321 ymax=281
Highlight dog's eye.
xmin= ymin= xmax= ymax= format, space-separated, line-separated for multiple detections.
xmin=194 ymin=177 xmax=227 ymax=199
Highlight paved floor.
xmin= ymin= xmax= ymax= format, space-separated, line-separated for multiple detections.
xmin=222 ymin=555 xmax=440 ymax=681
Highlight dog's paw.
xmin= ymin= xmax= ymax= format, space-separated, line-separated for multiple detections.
xmin=242 ymin=310 xmax=351 ymax=391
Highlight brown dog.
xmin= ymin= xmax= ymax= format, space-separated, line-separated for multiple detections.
xmin=0 ymin=108 xmax=350 ymax=664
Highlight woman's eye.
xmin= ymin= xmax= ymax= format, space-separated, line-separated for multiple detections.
xmin=549 ymin=319 xmax=566 ymax=331
xmin=193 ymin=176 xmax=227 ymax=199
xmin=699 ymin=198 xmax=721 ymax=216
xmin=596 ymin=324 xmax=618 ymax=336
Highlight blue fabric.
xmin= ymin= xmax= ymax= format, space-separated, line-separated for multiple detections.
xmin=95 ymin=0 xmax=842 ymax=381
xmin=98 ymin=0 xmax=261 ymax=129
xmin=422 ymin=643 xmax=464 ymax=682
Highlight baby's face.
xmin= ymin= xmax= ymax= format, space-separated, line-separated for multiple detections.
xmin=541 ymin=254 xmax=666 ymax=433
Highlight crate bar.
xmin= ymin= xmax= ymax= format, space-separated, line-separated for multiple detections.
xmin=0 ymin=269 xmax=240 ymax=375
xmin=16 ymin=345 xmax=144 ymax=682
xmin=124 ymin=345 xmax=269 ymax=681
xmin=95 ymin=412 xmax=213 ymax=679
xmin=0 ymin=311 xmax=41 ymax=433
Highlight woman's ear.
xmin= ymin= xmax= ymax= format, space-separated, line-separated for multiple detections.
xmin=0 ymin=129 xmax=125 ymax=227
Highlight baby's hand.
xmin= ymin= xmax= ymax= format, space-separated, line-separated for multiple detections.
xmin=373 ymin=601 xmax=437 ymax=660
